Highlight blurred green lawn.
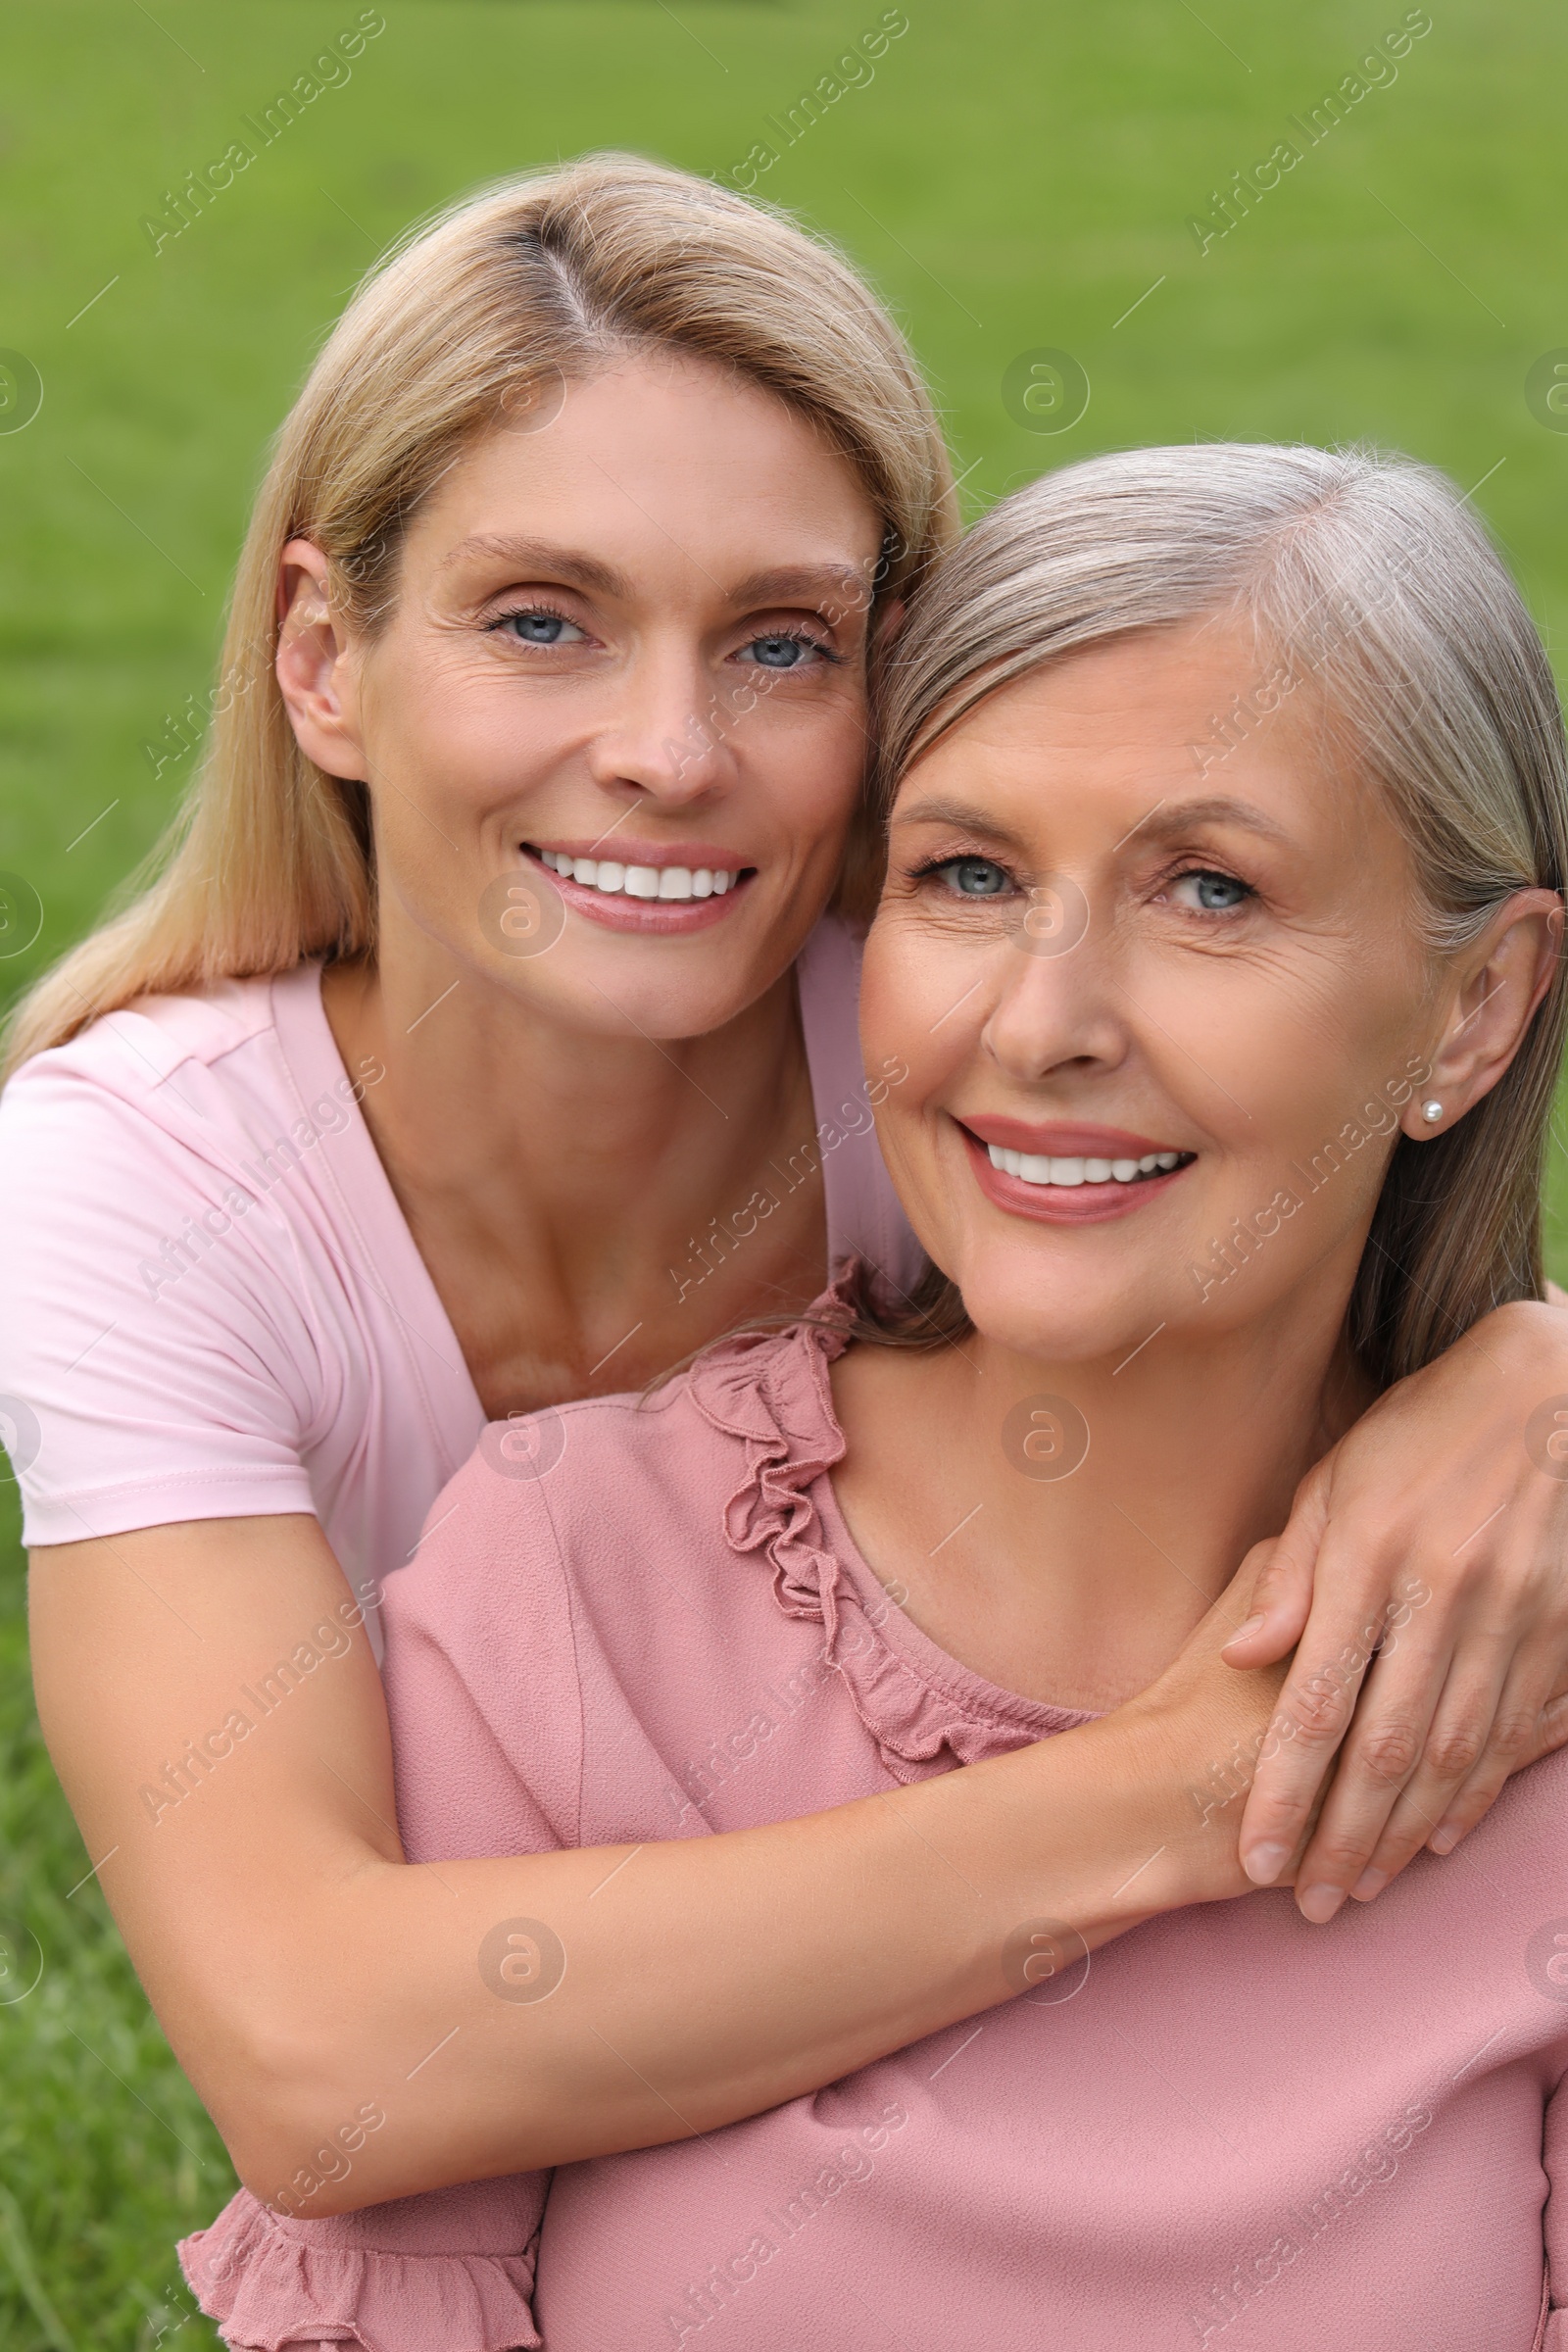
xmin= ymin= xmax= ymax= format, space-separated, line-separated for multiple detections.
xmin=3 ymin=1 xmax=1568 ymax=2340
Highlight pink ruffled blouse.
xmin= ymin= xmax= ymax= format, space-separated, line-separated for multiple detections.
xmin=182 ymin=1297 xmax=1568 ymax=2351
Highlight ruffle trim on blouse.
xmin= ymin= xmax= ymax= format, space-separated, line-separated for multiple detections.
xmin=179 ymin=2189 xmax=541 ymax=2352
xmin=689 ymin=1279 xmax=1054 ymax=1782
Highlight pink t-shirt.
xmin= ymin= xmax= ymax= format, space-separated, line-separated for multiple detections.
xmin=0 ymin=914 xmax=919 ymax=1612
xmin=182 ymin=1298 xmax=1568 ymax=2352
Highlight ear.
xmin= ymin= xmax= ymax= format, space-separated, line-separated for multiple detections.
xmin=1402 ymin=889 xmax=1563 ymax=1139
xmin=275 ymin=539 xmax=368 ymax=782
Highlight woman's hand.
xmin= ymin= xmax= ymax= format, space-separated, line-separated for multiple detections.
xmin=1121 ymin=1541 xmax=1321 ymax=1910
xmin=1221 ymin=1298 xmax=1568 ymax=1922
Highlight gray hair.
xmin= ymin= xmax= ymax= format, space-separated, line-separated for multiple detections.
xmin=872 ymin=443 xmax=1568 ymax=1385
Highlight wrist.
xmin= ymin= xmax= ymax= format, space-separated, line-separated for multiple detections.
xmin=1091 ymin=1691 xmax=1259 ymax=1913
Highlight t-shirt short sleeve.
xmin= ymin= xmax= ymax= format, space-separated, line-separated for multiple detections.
xmin=0 ymin=974 xmax=482 ymax=1592
xmin=0 ymin=1012 xmax=325 ymax=1546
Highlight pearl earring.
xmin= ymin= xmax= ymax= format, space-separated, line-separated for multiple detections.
xmin=1421 ymin=1099 xmax=1443 ymax=1123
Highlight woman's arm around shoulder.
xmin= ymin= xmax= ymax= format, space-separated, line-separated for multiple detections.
xmin=29 ymin=1504 xmax=1294 ymax=2216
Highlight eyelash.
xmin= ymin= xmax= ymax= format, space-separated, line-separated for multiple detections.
xmin=486 ymin=602 xmax=582 ymax=641
xmin=483 ymin=605 xmax=845 ymax=666
xmin=1160 ymin=860 xmax=1256 ymax=916
xmin=739 ymin=627 xmax=845 ymax=668
xmin=907 ymin=853 xmax=1258 ymax=916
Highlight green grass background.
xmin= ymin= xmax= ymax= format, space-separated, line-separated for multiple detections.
xmin=3 ymin=0 xmax=1568 ymax=2339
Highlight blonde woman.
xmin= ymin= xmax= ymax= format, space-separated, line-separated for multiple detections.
xmin=187 ymin=442 xmax=1568 ymax=2351
xmin=3 ymin=161 xmax=1567 ymax=2245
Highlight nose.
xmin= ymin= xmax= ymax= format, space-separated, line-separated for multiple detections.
xmin=979 ymin=916 xmax=1132 ymax=1086
xmin=583 ymin=641 xmax=739 ymax=809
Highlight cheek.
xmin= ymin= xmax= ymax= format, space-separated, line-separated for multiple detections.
xmin=1169 ymin=967 xmax=1424 ymax=1261
xmin=859 ymin=910 xmax=982 ymax=1195
xmin=860 ymin=906 xmax=974 ymax=1081
xmin=741 ymin=690 xmax=870 ymax=839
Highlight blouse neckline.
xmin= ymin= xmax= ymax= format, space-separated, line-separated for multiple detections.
xmin=689 ymin=1283 xmax=1097 ymax=1782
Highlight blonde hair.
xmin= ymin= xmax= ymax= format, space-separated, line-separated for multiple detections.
xmin=7 ymin=153 xmax=955 ymax=1073
xmin=869 ymin=443 xmax=1568 ymax=1386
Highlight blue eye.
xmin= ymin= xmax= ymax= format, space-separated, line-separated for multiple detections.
xmin=497 ymin=609 xmax=586 ymax=646
xmin=742 ymin=633 xmax=819 ymax=669
xmin=938 ymin=858 xmax=1010 ymax=897
xmin=1174 ymin=868 xmax=1250 ymax=913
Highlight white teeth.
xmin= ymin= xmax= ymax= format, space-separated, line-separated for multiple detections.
xmin=539 ymin=850 xmax=737 ymax=902
xmin=986 ymin=1142 xmax=1186 ymax=1188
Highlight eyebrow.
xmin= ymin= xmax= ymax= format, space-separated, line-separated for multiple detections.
xmin=435 ymin=533 xmax=633 ymax=600
xmin=723 ymin=564 xmax=875 ymax=620
xmin=892 ymin=791 xmax=1296 ymax=850
xmin=889 ymin=797 xmax=1034 ymax=854
xmin=1123 ymin=795 xmax=1295 ymax=849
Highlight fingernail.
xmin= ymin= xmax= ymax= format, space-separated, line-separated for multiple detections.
xmin=1428 ymin=1823 xmax=1462 ymax=1856
xmin=1243 ymin=1839 xmax=1290 ymax=1886
xmin=1222 ymin=1613 xmax=1267 ymax=1649
xmin=1349 ymin=1867 xmax=1388 ymax=1901
xmin=1298 ymin=1884 xmax=1347 ymax=1925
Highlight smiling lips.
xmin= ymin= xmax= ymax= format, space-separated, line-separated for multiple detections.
xmin=524 ymin=840 xmax=755 ymax=933
xmin=536 ymin=848 xmax=741 ymax=902
xmin=987 ymin=1143 xmax=1183 ymax=1187
xmin=960 ymin=1119 xmax=1196 ymax=1223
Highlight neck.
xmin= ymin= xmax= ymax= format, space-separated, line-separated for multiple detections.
xmin=332 ymin=937 xmax=806 ymax=1210
xmin=320 ymin=903 xmax=825 ymax=1410
xmin=833 ymin=1250 xmax=1375 ymax=1712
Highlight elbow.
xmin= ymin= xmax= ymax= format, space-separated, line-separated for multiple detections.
xmin=200 ymin=2014 xmax=389 ymax=2219
xmin=224 ymin=2087 xmax=395 ymax=2221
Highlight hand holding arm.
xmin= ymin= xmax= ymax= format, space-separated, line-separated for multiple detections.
xmin=1224 ymin=1298 xmax=1568 ymax=1921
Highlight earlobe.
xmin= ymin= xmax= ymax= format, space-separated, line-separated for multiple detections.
xmin=1403 ymin=887 xmax=1563 ymax=1140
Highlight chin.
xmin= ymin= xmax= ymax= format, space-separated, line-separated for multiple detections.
xmin=948 ymin=1255 xmax=1158 ymax=1367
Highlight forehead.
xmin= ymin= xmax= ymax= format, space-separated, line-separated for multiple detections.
xmin=899 ymin=616 xmax=1388 ymax=850
xmin=400 ymin=354 xmax=884 ymax=573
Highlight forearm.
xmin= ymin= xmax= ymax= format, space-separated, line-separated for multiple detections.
xmin=201 ymin=1701 xmax=1222 ymax=2211
xmin=32 ymin=1515 xmax=1263 ymax=2218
